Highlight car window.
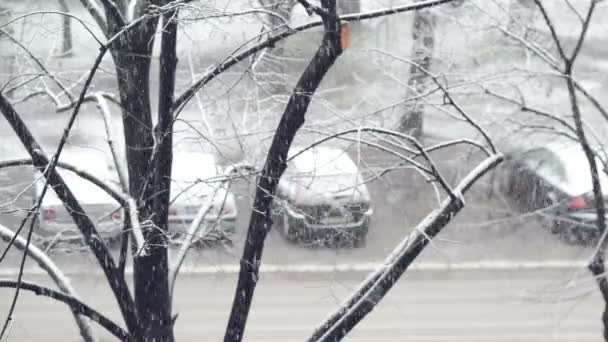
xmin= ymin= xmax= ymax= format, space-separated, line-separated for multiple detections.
xmin=285 ymin=148 xmax=365 ymax=195
xmin=520 ymin=149 xmax=566 ymax=186
xmin=289 ymin=147 xmax=359 ymax=176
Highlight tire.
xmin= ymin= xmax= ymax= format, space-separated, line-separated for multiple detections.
xmin=558 ymin=223 xmax=582 ymax=245
xmin=353 ymin=234 xmax=366 ymax=248
xmin=353 ymin=220 xmax=369 ymax=248
xmin=573 ymin=228 xmax=597 ymax=246
xmin=549 ymin=219 xmax=561 ymax=235
xmin=283 ymin=214 xmax=299 ymax=242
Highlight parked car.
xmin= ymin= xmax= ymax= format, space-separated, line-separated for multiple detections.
xmin=34 ymin=155 xmax=123 ymax=244
xmin=271 ymin=146 xmax=372 ymax=247
xmin=168 ymin=152 xmax=237 ymax=244
xmin=500 ymin=144 xmax=608 ymax=244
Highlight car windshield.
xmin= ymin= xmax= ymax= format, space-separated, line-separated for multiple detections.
xmin=287 ymin=147 xmax=364 ymax=194
xmin=290 ymin=172 xmax=363 ymax=194
xmin=289 ymin=147 xmax=358 ymax=175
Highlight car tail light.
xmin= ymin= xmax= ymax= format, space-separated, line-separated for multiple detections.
xmin=211 ymin=204 xmax=232 ymax=216
xmin=221 ymin=204 xmax=234 ymax=216
xmin=169 ymin=207 xmax=178 ymax=216
xmin=111 ymin=210 xmax=122 ymax=224
xmin=567 ymin=195 xmax=589 ymax=210
xmin=41 ymin=208 xmax=56 ymax=221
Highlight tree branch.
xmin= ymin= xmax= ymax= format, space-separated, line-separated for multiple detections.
xmin=0 ymin=94 xmax=139 ymax=335
xmin=78 ymin=0 xmax=110 ymax=36
xmin=0 ymin=158 xmax=147 ymax=258
xmin=223 ymin=1 xmax=344 ymax=341
xmin=309 ymin=154 xmax=503 ymax=342
xmin=0 ymin=279 xmax=130 ymax=341
xmin=94 ymin=92 xmax=129 ymax=192
xmin=100 ymin=0 xmax=127 ymax=30
xmin=172 ymin=0 xmax=456 ymax=113
xmin=0 ymin=28 xmax=74 ymax=103
xmin=533 ymin=0 xmax=567 ymax=63
xmin=0 ymin=224 xmax=97 ymax=342
xmin=0 ymin=159 xmax=127 ymax=206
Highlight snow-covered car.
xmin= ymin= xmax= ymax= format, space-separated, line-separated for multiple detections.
xmin=34 ymin=155 xmax=123 ymax=244
xmin=500 ymin=143 xmax=608 ymax=244
xmin=168 ymin=152 xmax=237 ymax=243
xmin=272 ymin=146 xmax=372 ymax=246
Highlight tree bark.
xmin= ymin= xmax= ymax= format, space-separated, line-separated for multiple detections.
xmin=254 ymin=0 xmax=360 ymax=93
xmin=57 ymin=0 xmax=73 ymax=56
xmin=224 ymin=1 xmax=343 ymax=341
xmin=397 ymin=3 xmax=435 ymax=138
xmin=110 ymin=13 xmax=174 ymax=340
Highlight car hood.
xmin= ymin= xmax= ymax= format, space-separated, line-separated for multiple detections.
xmin=285 ymin=175 xmax=370 ymax=205
xmin=171 ymin=181 xmax=229 ymax=205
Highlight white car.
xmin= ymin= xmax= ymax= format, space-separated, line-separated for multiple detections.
xmin=272 ymin=146 xmax=372 ymax=247
xmin=168 ymin=152 xmax=237 ymax=243
xmin=34 ymin=155 xmax=123 ymax=243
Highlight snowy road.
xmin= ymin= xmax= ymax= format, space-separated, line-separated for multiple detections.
xmin=1 ymin=269 xmax=602 ymax=341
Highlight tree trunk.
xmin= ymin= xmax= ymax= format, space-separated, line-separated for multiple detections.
xmin=397 ymin=4 xmax=436 ymax=138
xmin=57 ymin=0 xmax=73 ymax=56
xmin=111 ymin=19 xmax=174 ymax=340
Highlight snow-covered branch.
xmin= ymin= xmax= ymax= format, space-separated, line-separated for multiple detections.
xmin=309 ymin=153 xmax=503 ymax=342
xmin=0 ymin=224 xmax=97 ymax=342
xmin=173 ymin=0 xmax=458 ymax=113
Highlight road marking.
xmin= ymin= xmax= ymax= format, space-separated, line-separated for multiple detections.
xmin=0 ymin=260 xmax=590 ymax=276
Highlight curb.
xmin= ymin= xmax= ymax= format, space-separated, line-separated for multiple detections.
xmin=0 ymin=260 xmax=589 ymax=276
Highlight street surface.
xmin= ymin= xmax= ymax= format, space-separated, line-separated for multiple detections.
xmin=0 ymin=269 xmax=602 ymax=341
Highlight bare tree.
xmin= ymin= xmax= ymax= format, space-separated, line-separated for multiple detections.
xmin=397 ymin=2 xmax=436 ymax=138
xmin=396 ymin=0 xmax=463 ymax=138
xmin=482 ymin=0 xmax=608 ymax=339
xmin=0 ymin=0 xmax=505 ymax=341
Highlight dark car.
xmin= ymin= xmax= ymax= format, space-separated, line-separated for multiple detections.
xmin=271 ymin=146 xmax=373 ymax=247
xmin=500 ymin=144 xmax=608 ymax=244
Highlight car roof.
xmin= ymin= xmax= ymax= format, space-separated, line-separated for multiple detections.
xmin=57 ymin=151 xmax=113 ymax=173
xmin=518 ymin=144 xmax=608 ymax=196
xmin=38 ymin=152 xmax=116 ymax=205
xmin=40 ymin=170 xmax=118 ymax=206
xmin=172 ymin=152 xmax=218 ymax=181
xmin=288 ymin=146 xmax=359 ymax=176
